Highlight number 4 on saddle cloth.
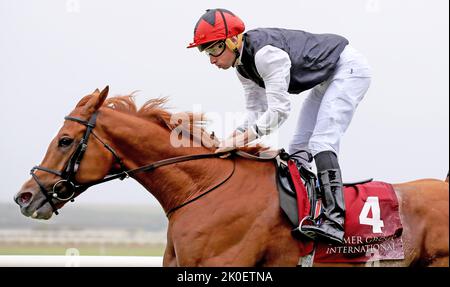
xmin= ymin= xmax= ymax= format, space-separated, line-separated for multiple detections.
xmin=276 ymin=150 xmax=405 ymax=264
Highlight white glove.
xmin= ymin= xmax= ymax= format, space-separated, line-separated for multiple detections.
xmin=215 ymin=127 xmax=259 ymax=154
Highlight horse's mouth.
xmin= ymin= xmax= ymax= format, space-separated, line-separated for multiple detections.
xmin=21 ymin=197 xmax=54 ymax=220
xmin=33 ymin=202 xmax=54 ymax=220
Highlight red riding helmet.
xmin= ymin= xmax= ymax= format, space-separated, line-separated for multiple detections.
xmin=187 ymin=8 xmax=245 ymax=49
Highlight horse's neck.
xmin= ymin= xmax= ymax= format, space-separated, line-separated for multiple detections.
xmin=98 ymin=109 xmax=225 ymax=213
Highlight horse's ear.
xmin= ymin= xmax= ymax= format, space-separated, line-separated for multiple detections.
xmin=93 ymin=88 xmax=100 ymax=94
xmin=82 ymin=85 xmax=109 ymax=115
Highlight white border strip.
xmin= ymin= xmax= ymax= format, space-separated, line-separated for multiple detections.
xmin=0 ymin=255 xmax=163 ymax=267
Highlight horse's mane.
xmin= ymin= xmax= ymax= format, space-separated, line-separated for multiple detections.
xmin=102 ymin=95 xmax=267 ymax=154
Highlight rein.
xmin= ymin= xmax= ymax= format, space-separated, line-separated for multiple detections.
xmin=165 ymin=158 xmax=236 ymax=218
xmin=30 ymin=111 xmax=237 ymax=216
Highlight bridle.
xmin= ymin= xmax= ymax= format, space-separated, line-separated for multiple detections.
xmin=30 ymin=111 xmax=235 ymax=216
xmin=30 ymin=111 xmax=127 ymax=214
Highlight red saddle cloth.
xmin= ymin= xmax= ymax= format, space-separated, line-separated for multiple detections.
xmin=313 ymin=181 xmax=404 ymax=263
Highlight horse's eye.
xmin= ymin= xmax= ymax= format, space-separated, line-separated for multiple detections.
xmin=58 ymin=137 xmax=74 ymax=147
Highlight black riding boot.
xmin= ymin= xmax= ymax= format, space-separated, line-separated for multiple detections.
xmin=301 ymin=151 xmax=345 ymax=244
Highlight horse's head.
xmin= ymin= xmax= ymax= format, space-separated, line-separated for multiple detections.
xmin=14 ymin=86 xmax=118 ymax=219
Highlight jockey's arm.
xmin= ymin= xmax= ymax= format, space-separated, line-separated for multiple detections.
xmin=216 ymin=46 xmax=292 ymax=152
xmin=235 ymin=71 xmax=267 ymax=134
xmin=253 ymin=45 xmax=292 ymax=137
xmin=216 ymin=74 xmax=263 ymax=152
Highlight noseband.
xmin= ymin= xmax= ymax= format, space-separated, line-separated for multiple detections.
xmin=30 ymin=111 xmax=235 ymax=216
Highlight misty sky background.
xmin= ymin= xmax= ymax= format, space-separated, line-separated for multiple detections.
xmin=0 ymin=0 xmax=448 ymax=211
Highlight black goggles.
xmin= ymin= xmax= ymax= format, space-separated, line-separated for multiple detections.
xmin=200 ymin=41 xmax=227 ymax=57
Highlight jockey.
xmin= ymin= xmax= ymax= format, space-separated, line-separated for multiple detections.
xmin=187 ymin=8 xmax=371 ymax=244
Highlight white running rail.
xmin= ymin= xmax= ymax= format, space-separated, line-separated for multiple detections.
xmin=0 ymin=255 xmax=163 ymax=267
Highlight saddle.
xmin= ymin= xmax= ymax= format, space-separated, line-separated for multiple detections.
xmin=235 ymin=148 xmax=404 ymax=263
xmin=235 ymin=148 xmax=373 ymax=230
xmin=237 ymin=148 xmax=404 ymax=264
xmin=275 ymin=150 xmax=373 ymax=234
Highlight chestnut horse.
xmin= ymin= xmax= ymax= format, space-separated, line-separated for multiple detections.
xmin=15 ymin=87 xmax=449 ymax=267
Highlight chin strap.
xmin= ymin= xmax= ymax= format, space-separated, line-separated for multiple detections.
xmin=226 ymin=33 xmax=243 ymax=67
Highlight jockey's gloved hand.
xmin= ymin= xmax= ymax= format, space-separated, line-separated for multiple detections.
xmin=215 ymin=127 xmax=259 ymax=154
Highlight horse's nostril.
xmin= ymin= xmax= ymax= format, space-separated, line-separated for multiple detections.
xmin=18 ymin=192 xmax=33 ymax=206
